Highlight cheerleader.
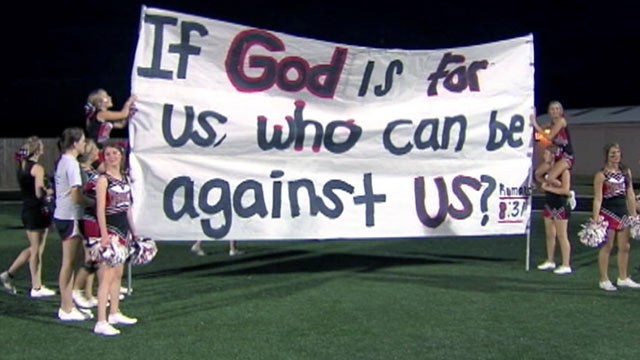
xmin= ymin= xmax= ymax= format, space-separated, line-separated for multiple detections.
xmin=534 ymin=144 xmax=572 ymax=274
xmin=85 ymin=88 xmax=137 ymax=146
xmin=1 ymin=137 xmax=56 ymax=297
xmin=93 ymin=141 xmax=138 ymax=336
xmin=592 ymin=143 xmax=639 ymax=291
xmin=530 ymin=100 xmax=575 ymax=187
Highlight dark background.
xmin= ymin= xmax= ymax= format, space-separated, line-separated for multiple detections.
xmin=3 ymin=1 xmax=636 ymax=137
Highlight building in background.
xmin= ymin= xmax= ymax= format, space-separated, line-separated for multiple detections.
xmin=534 ymin=106 xmax=640 ymax=179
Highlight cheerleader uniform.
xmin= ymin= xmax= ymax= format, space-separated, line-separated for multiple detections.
xmin=81 ymin=167 xmax=101 ymax=241
xmin=102 ymin=173 xmax=133 ymax=246
xmin=552 ymin=126 xmax=575 ymax=170
xmin=543 ymin=190 xmax=570 ymax=220
xmin=599 ymin=169 xmax=630 ymax=230
xmin=86 ymin=110 xmax=114 ymax=146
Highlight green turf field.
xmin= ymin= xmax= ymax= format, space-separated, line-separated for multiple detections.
xmin=1 ymin=202 xmax=639 ymax=360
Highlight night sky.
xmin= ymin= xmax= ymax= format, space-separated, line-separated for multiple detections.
xmin=3 ymin=1 xmax=636 ymax=137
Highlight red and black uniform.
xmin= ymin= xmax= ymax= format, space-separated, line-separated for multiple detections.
xmin=81 ymin=167 xmax=100 ymax=240
xmin=102 ymin=173 xmax=132 ymax=245
xmin=85 ymin=106 xmax=131 ymax=166
xmin=543 ymin=190 xmax=570 ymax=220
xmin=552 ymin=126 xmax=575 ymax=169
xmin=599 ymin=169 xmax=630 ymax=230
xmin=86 ymin=109 xmax=114 ymax=146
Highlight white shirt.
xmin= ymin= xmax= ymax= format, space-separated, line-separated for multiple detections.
xmin=53 ymin=153 xmax=84 ymax=220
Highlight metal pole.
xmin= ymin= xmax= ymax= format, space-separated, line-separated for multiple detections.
xmin=525 ymin=108 xmax=536 ymax=272
xmin=525 ymin=207 xmax=532 ymax=272
xmin=126 ymin=260 xmax=133 ymax=295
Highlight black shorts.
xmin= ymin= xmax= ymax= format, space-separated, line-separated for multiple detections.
xmin=53 ymin=219 xmax=82 ymax=240
xmin=21 ymin=206 xmax=51 ymax=230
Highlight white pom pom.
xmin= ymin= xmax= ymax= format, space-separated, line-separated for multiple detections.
xmin=87 ymin=237 xmax=102 ymax=263
xmin=628 ymin=215 xmax=640 ymax=240
xmin=129 ymin=237 xmax=158 ymax=266
xmin=89 ymin=235 xmax=129 ymax=266
xmin=578 ymin=217 xmax=609 ymax=247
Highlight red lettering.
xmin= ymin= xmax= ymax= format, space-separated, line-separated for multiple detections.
xmin=225 ymin=30 xmax=348 ymax=98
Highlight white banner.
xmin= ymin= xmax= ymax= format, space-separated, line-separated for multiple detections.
xmin=129 ymin=6 xmax=535 ymax=241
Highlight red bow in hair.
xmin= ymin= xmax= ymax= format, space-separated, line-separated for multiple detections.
xmin=14 ymin=148 xmax=29 ymax=161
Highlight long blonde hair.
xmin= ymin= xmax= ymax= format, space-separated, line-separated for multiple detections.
xmin=548 ymin=100 xmax=564 ymax=115
xmin=87 ymin=88 xmax=108 ymax=108
xmin=78 ymin=138 xmax=98 ymax=165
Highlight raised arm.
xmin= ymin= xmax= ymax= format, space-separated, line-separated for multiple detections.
xmin=97 ymin=94 xmax=137 ymax=123
xmin=544 ymin=117 xmax=566 ymax=140
xmin=530 ymin=114 xmax=565 ymax=141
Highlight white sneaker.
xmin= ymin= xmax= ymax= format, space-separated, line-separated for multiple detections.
xmin=0 ymin=271 xmax=16 ymax=295
xmin=616 ymin=278 xmax=640 ymax=289
xmin=191 ymin=244 xmax=206 ymax=256
xmin=108 ymin=312 xmax=138 ymax=325
xmin=31 ymin=286 xmax=56 ymax=298
xmin=537 ymin=261 xmax=556 ymax=270
xmin=78 ymin=307 xmax=94 ymax=319
xmin=120 ymin=286 xmax=131 ymax=295
xmin=72 ymin=290 xmax=95 ymax=308
xmin=568 ymin=190 xmax=577 ymax=210
xmin=599 ymin=280 xmax=617 ymax=292
xmin=553 ymin=266 xmax=572 ymax=275
xmin=58 ymin=307 xmax=90 ymax=321
xmin=229 ymin=249 xmax=245 ymax=257
xmin=94 ymin=321 xmax=121 ymax=336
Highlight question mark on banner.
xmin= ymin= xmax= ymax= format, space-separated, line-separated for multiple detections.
xmin=480 ymin=175 xmax=496 ymax=226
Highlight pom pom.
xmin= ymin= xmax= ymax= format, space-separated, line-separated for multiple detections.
xmin=86 ymin=237 xmax=107 ymax=268
xmin=86 ymin=237 xmax=101 ymax=262
xmin=129 ymin=236 xmax=158 ymax=266
xmin=89 ymin=235 xmax=129 ymax=266
xmin=627 ymin=215 xmax=640 ymax=240
xmin=578 ymin=217 xmax=609 ymax=247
